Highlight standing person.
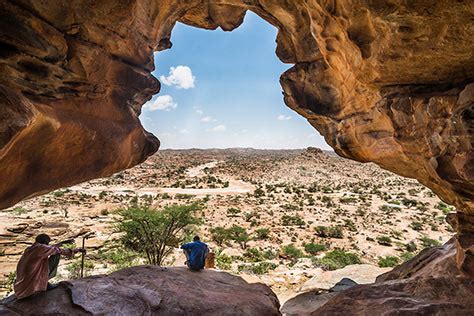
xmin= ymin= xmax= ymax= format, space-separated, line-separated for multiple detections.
xmin=14 ymin=233 xmax=85 ymax=299
xmin=181 ymin=236 xmax=209 ymax=271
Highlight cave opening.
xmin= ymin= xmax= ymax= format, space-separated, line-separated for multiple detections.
xmin=0 ymin=1 xmax=472 ymax=312
xmin=140 ymin=11 xmax=331 ymax=150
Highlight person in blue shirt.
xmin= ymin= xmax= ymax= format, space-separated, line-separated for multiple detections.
xmin=181 ymin=236 xmax=209 ymax=271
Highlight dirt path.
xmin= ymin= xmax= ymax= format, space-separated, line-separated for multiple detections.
xmin=69 ymin=161 xmax=254 ymax=196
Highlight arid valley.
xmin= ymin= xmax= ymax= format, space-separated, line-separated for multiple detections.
xmin=0 ymin=148 xmax=453 ymax=302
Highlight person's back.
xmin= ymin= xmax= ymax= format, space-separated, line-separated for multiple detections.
xmin=181 ymin=236 xmax=209 ymax=271
xmin=14 ymin=234 xmax=83 ymax=299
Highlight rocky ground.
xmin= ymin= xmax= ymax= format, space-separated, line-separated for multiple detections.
xmin=0 ymin=148 xmax=453 ymax=302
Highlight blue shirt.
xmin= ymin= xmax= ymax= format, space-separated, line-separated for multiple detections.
xmin=181 ymin=241 xmax=209 ymax=270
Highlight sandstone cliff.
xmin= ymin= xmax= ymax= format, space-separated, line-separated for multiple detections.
xmin=0 ymin=0 xmax=473 ymax=309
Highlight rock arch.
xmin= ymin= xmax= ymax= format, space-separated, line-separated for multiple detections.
xmin=0 ymin=1 xmax=472 ymax=273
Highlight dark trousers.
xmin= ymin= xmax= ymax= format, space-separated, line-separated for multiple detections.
xmin=48 ymin=254 xmax=60 ymax=280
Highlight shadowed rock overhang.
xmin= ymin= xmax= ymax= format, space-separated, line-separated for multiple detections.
xmin=0 ymin=0 xmax=472 ymax=278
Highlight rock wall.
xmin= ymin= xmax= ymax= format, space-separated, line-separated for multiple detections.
xmin=307 ymin=237 xmax=474 ymax=315
xmin=0 ymin=1 xmax=472 ymax=270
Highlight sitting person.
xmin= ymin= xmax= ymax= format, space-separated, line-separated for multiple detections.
xmin=14 ymin=233 xmax=85 ymax=299
xmin=181 ymin=235 xmax=209 ymax=271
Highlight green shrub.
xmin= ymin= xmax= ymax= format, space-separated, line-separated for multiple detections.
xmin=377 ymin=236 xmax=392 ymax=246
xmin=410 ymin=221 xmax=423 ymax=231
xmin=281 ymin=215 xmax=305 ymax=227
xmin=314 ymin=225 xmax=343 ymax=238
xmin=312 ymin=250 xmax=361 ymax=270
xmin=405 ymin=241 xmax=417 ymax=252
xmin=419 ymin=236 xmax=441 ymax=249
xmin=243 ymin=248 xmax=264 ymax=263
xmin=2 ymin=271 xmax=16 ymax=296
xmin=254 ymin=187 xmax=265 ymax=197
xmin=304 ymin=243 xmax=326 ymax=255
xmin=282 ymin=244 xmax=304 ymax=260
xmin=9 ymin=207 xmax=30 ymax=215
xmin=435 ymin=202 xmax=453 ymax=214
xmin=226 ymin=208 xmax=241 ymax=217
xmin=99 ymin=247 xmax=139 ymax=270
xmin=215 ymin=251 xmax=232 ymax=270
xmin=210 ymin=227 xmax=229 ymax=246
xmin=66 ymin=259 xmax=95 ymax=279
xmin=378 ymin=256 xmax=400 ymax=267
xmin=221 ymin=225 xmax=248 ymax=249
xmin=255 ymin=228 xmax=270 ymax=240
xmin=401 ymin=252 xmax=415 ymax=262
xmin=401 ymin=198 xmax=418 ymax=208
xmin=262 ymin=249 xmax=278 ymax=260
xmin=238 ymin=262 xmax=277 ymax=275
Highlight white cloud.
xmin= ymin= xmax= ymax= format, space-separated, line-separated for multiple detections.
xmin=179 ymin=129 xmax=189 ymax=134
xmin=277 ymin=114 xmax=292 ymax=121
xmin=196 ymin=109 xmax=203 ymax=115
xmin=160 ymin=65 xmax=195 ymax=89
xmin=201 ymin=116 xmax=217 ymax=122
xmin=207 ymin=124 xmax=226 ymax=132
xmin=143 ymin=95 xmax=177 ymax=111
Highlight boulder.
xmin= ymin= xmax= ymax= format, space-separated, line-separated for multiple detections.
xmin=0 ymin=266 xmax=280 ymax=315
xmin=281 ymin=277 xmax=357 ymax=316
xmin=287 ymin=239 xmax=474 ymax=315
xmin=299 ymin=263 xmax=390 ymax=292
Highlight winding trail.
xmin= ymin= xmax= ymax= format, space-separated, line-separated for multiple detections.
xmin=69 ymin=161 xmax=254 ymax=196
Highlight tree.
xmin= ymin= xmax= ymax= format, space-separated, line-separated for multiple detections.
xmin=210 ymin=226 xmax=229 ymax=246
xmin=228 ymin=225 xmax=250 ymax=249
xmin=117 ymin=203 xmax=201 ymax=265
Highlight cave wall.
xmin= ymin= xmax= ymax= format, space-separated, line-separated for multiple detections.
xmin=0 ymin=0 xmax=472 ymax=271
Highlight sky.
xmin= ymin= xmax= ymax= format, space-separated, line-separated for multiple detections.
xmin=140 ymin=12 xmax=331 ymax=150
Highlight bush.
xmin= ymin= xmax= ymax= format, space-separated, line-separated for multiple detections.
xmin=254 ymin=187 xmax=265 ymax=197
xmin=378 ymin=256 xmax=400 ymax=267
xmin=435 ymin=202 xmax=453 ymax=214
xmin=313 ymin=250 xmax=361 ymax=270
xmin=410 ymin=221 xmax=423 ymax=231
xmin=2 ymin=271 xmax=16 ymax=296
xmin=405 ymin=241 xmax=417 ymax=252
xmin=255 ymin=228 xmax=270 ymax=240
xmin=282 ymin=244 xmax=304 ymax=261
xmin=99 ymin=247 xmax=138 ymax=270
xmin=401 ymin=252 xmax=415 ymax=262
xmin=210 ymin=227 xmax=229 ymax=246
xmin=238 ymin=262 xmax=277 ymax=275
xmin=117 ymin=203 xmax=201 ymax=265
xmin=304 ymin=243 xmax=326 ymax=255
xmin=215 ymin=251 xmax=232 ymax=270
xmin=281 ymin=215 xmax=305 ymax=227
xmin=419 ymin=236 xmax=441 ymax=249
xmin=66 ymin=259 xmax=95 ymax=279
xmin=262 ymin=249 xmax=278 ymax=260
xmin=243 ymin=248 xmax=264 ymax=263
xmin=314 ymin=225 xmax=343 ymax=238
xmin=226 ymin=208 xmax=241 ymax=217
xmin=227 ymin=225 xmax=250 ymax=249
xmin=377 ymin=236 xmax=392 ymax=246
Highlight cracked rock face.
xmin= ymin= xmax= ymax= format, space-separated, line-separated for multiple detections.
xmin=309 ymin=237 xmax=474 ymax=315
xmin=0 ymin=266 xmax=280 ymax=315
xmin=0 ymin=0 xmax=472 ymax=272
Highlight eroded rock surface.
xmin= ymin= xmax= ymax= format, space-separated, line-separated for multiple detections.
xmin=0 ymin=266 xmax=280 ymax=315
xmin=0 ymin=0 xmax=473 ymax=283
xmin=287 ymin=238 xmax=474 ymax=315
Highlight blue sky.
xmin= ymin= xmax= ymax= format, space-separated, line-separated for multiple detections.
xmin=140 ymin=12 xmax=331 ymax=150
